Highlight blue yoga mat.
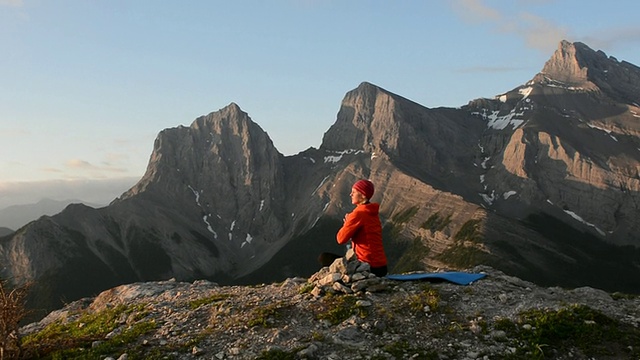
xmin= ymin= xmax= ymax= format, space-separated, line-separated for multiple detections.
xmin=386 ymin=271 xmax=486 ymax=285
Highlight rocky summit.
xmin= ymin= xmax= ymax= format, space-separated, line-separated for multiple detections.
xmin=2 ymin=39 xmax=640 ymax=321
xmin=19 ymin=264 xmax=640 ymax=359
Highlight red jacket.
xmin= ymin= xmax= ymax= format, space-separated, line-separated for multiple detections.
xmin=336 ymin=202 xmax=387 ymax=268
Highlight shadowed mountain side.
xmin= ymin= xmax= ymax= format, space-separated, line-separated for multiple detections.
xmin=0 ymin=227 xmax=13 ymax=237
xmin=0 ymin=198 xmax=105 ymax=231
xmin=466 ymin=84 xmax=640 ymax=245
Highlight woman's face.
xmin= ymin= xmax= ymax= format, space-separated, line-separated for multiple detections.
xmin=350 ymin=187 xmax=367 ymax=205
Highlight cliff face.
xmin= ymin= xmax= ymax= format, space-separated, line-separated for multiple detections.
xmin=534 ymin=40 xmax=640 ymax=104
xmin=467 ymin=40 xmax=640 ymax=246
xmin=1 ymin=41 xmax=640 ymax=319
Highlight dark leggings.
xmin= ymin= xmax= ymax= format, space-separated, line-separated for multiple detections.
xmin=370 ymin=265 xmax=388 ymax=277
xmin=318 ymin=252 xmax=388 ymax=277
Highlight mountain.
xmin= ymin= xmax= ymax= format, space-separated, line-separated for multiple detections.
xmin=0 ymin=198 xmax=103 ymax=230
xmin=1 ymin=40 xmax=640 ymax=318
xmin=0 ymin=227 xmax=13 ymax=237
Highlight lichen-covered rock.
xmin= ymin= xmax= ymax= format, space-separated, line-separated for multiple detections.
xmin=308 ymin=255 xmax=390 ymax=296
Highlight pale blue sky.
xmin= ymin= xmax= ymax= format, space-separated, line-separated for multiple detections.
xmin=1 ymin=0 xmax=639 ymax=206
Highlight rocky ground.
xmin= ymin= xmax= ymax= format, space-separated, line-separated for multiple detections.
xmin=18 ymin=258 xmax=640 ymax=360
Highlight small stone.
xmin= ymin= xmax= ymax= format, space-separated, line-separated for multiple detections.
xmin=333 ymin=281 xmax=353 ymax=294
xmin=356 ymin=262 xmax=370 ymax=273
xmin=318 ymin=273 xmax=342 ymax=286
xmin=298 ymin=343 xmax=318 ymax=358
xmin=351 ymin=273 xmax=366 ymax=281
xmin=329 ymin=257 xmax=348 ymax=275
xmin=498 ymin=293 xmax=508 ymax=303
xmin=311 ymin=286 xmax=324 ymax=297
xmin=367 ymin=283 xmax=388 ymax=292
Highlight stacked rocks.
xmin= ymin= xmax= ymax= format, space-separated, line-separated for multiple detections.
xmin=307 ymin=249 xmax=389 ymax=296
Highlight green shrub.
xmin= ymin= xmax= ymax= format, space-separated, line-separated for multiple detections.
xmin=247 ymin=302 xmax=291 ymax=328
xmin=21 ymin=303 xmax=152 ymax=359
xmin=315 ymin=295 xmax=368 ymax=325
xmin=188 ymin=293 xmax=232 ymax=309
xmin=454 ymin=219 xmax=483 ymax=242
xmin=421 ymin=212 xmax=452 ymax=232
xmin=382 ymin=340 xmax=439 ymax=359
xmin=500 ymin=304 xmax=640 ymax=358
xmin=255 ymin=348 xmax=296 ymax=360
xmin=436 ymin=243 xmax=489 ymax=269
xmin=392 ymin=237 xmax=430 ymax=274
xmin=392 ymin=206 xmax=419 ymax=224
xmin=0 ymin=279 xmax=29 ymax=360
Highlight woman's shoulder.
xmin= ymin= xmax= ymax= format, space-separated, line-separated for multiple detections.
xmin=356 ymin=202 xmax=380 ymax=214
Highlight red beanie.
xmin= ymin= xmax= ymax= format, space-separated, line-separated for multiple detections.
xmin=353 ymin=179 xmax=375 ymax=199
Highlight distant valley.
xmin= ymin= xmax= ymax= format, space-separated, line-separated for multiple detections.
xmin=0 ymin=198 xmax=104 ymax=231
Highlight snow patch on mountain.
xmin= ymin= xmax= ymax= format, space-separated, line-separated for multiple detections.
xmin=480 ymin=191 xmax=496 ymax=205
xmin=564 ymin=210 xmax=606 ymax=236
xmin=539 ymin=76 xmax=586 ymax=91
xmin=241 ymin=234 xmax=253 ymax=248
xmin=588 ymin=124 xmax=619 ymax=141
xmin=312 ymin=175 xmax=331 ymax=196
xmin=324 ymin=149 xmax=363 ymax=163
xmin=503 ymin=191 xmax=517 ymax=200
xmin=189 ymin=185 xmax=218 ymax=239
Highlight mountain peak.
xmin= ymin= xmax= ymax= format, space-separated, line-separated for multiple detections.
xmin=320 ymin=81 xmax=426 ymax=154
xmin=536 ymin=40 xmax=596 ymax=86
xmin=534 ymin=40 xmax=640 ymax=104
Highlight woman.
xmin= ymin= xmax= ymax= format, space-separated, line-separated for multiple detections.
xmin=321 ymin=179 xmax=388 ymax=277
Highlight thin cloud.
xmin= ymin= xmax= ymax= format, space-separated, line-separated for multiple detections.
xmin=456 ymin=66 xmax=528 ymax=74
xmin=66 ymin=159 xmax=95 ymax=169
xmin=42 ymin=167 xmax=64 ymax=173
xmin=0 ymin=127 xmax=30 ymax=138
xmin=513 ymin=12 xmax=568 ymax=53
xmin=451 ymin=0 xmax=501 ymax=23
xmin=102 ymin=152 xmax=129 ymax=166
xmin=35 ymin=158 xmax=130 ymax=180
xmin=66 ymin=158 xmax=128 ymax=173
xmin=450 ymin=0 xmax=568 ymax=53
xmin=580 ymin=27 xmax=640 ymax=53
xmin=0 ymin=0 xmax=23 ymax=7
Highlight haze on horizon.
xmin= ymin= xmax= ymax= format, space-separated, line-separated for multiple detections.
xmin=2 ymin=0 xmax=639 ymax=208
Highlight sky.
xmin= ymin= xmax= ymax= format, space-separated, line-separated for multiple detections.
xmin=1 ymin=0 xmax=640 ymax=208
